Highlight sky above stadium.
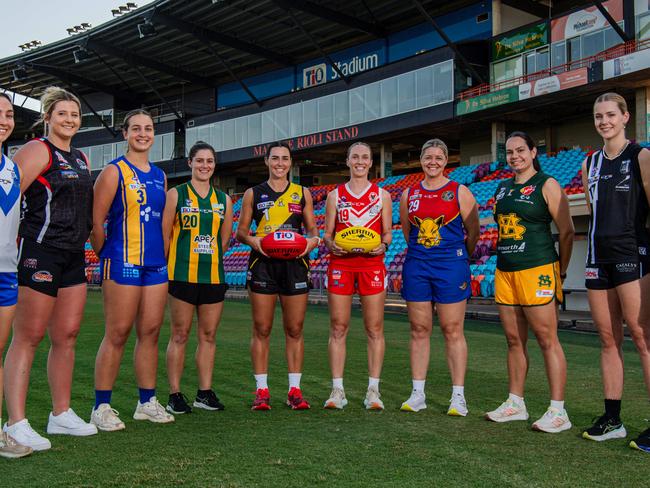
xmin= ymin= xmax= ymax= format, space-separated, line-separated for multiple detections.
xmin=1 ymin=0 xmax=156 ymax=58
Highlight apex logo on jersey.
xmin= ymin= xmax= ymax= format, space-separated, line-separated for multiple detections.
xmin=520 ymin=185 xmax=536 ymax=196
xmin=415 ymin=215 xmax=444 ymax=248
xmin=498 ymin=213 xmax=526 ymax=240
xmin=193 ymin=234 xmax=215 ymax=254
xmin=537 ymin=274 xmax=552 ymax=287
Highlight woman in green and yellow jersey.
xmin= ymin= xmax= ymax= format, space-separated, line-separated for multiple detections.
xmin=486 ymin=131 xmax=574 ymax=434
xmin=162 ymin=141 xmax=233 ymax=414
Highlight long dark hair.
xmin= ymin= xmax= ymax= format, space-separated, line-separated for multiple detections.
xmin=0 ymin=92 xmax=12 ymax=104
xmin=188 ymin=140 xmax=218 ymax=187
xmin=264 ymin=141 xmax=292 ymax=160
xmin=506 ymin=131 xmax=540 ymax=171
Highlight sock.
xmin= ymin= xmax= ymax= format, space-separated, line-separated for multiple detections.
xmin=288 ymin=373 xmax=302 ymax=389
xmin=138 ymin=388 xmax=155 ymax=404
xmin=550 ymin=399 xmax=565 ymax=411
xmin=368 ymin=377 xmax=380 ymax=389
xmin=95 ymin=389 xmax=112 ymax=409
xmin=508 ymin=393 xmax=524 ymax=404
xmin=254 ymin=374 xmax=268 ymax=390
xmin=412 ymin=379 xmax=425 ymax=393
xmin=332 ymin=378 xmax=343 ymax=389
xmin=197 ymin=389 xmax=211 ymax=397
xmin=452 ymin=385 xmax=465 ymax=397
xmin=604 ymin=398 xmax=622 ymax=419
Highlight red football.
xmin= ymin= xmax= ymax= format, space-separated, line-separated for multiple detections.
xmin=261 ymin=231 xmax=307 ymax=260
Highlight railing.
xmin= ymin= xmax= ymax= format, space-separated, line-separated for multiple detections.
xmin=457 ymin=38 xmax=650 ymax=101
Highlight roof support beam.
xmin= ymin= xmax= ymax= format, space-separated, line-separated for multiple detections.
xmin=410 ymin=0 xmax=485 ymax=85
xmin=86 ymin=39 xmax=215 ymax=87
xmin=501 ymin=0 xmax=549 ymax=19
xmin=274 ymin=0 xmax=386 ymax=38
xmin=152 ymin=12 xmax=293 ymax=67
xmin=132 ymin=65 xmax=186 ymax=128
xmin=593 ymin=1 xmax=629 ymax=42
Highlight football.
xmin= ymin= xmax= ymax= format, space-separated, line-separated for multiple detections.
xmin=334 ymin=226 xmax=381 ymax=253
xmin=261 ymin=231 xmax=308 ymax=259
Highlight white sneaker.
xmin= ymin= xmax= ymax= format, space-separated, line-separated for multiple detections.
xmin=90 ymin=404 xmax=126 ymax=432
xmin=47 ymin=408 xmax=98 ymax=436
xmin=0 ymin=432 xmax=32 ymax=459
xmin=400 ymin=391 xmax=427 ymax=412
xmin=447 ymin=394 xmax=468 ymax=417
xmin=3 ymin=419 xmax=51 ymax=451
xmin=133 ymin=397 xmax=175 ymax=423
xmin=532 ymin=407 xmax=572 ymax=433
xmin=363 ymin=386 xmax=384 ymax=411
xmin=485 ymin=398 xmax=529 ymax=423
xmin=324 ymin=387 xmax=348 ymax=409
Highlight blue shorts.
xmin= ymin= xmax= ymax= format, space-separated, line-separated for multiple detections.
xmin=401 ymin=257 xmax=471 ymax=303
xmin=0 ymin=272 xmax=18 ymax=306
xmin=100 ymin=258 xmax=168 ymax=287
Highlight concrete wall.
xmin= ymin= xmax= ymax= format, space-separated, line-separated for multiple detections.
xmin=500 ymin=4 xmax=543 ymax=34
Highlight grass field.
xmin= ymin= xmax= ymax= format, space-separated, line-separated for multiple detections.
xmin=3 ymin=291 xmax=650 ymax=487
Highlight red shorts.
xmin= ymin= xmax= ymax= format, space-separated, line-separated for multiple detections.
xmin=326 ymin=265 xmax=386 ymax=296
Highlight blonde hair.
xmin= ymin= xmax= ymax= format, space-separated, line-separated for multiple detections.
xmin=35 ymin=86 xmax=81 ymax=128
xmin=594 ymin=92 xmax=628 ymax=115
xmin=122 ymin=109 xmax=153 ymax=131
xmin=420 ymin=138 xmax=448 ymax=160
xmin=346 ymin=141 xmax=372 ymax=159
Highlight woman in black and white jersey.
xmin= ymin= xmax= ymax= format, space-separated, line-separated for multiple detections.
xmin=581 ymin=92 xmax=650 ymax=454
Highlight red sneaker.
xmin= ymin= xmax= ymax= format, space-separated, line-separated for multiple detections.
xmin=252 ymin=388 xmax=271 ymax=411
xmin=287 ymin=387 xmax=311 ymax=410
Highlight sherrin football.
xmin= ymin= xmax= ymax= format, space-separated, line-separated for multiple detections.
xmin=261 ymin=231 xmax=307 ymax=260
xmin=334 ymin=226 xmax=381 ymax=253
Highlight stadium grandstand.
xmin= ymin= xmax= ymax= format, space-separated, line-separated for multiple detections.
xmin=3 ymin=0 xmax=650 ymax=312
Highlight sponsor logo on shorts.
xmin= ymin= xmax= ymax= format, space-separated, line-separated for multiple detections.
xmin=371 ymin=273 xmax=382 ymax=288
xmin=23 ymin=258 xmax=37 ymax=269
xmin=157 ymin=266 xmax=167 ymax=273
xmin=537 ymin=274 xmax=552 ymax=287
xmin=456 ymin=248 xmax=464 ymax=257
xmin=459 ymin=282 xmax=467 ymax=290
xmin=123 ymin=267 xmax=140 ymax=278
xmin=585 ymin=267 xmax=599 ymax=279
xmin=32 ymin=270 xmax=53 ymax=283
xmin=252 ymin=280 xmax=267 ymax=288
xmin=331 ymin=270 xmax=342 ymax=280
xmin=536 ymin=289 xmax=554 ymax=297
xmin=639 ymin=247 xmax=647 ymax=256
xmin=295 ymin=282 xmax=308 ymax=289
xmin=616 ymin=262 xmax=637 ymax=273
xmin=247 ymin=271 xmax=252 ymax=280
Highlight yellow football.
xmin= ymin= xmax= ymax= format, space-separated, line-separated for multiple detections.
xmin=334 ymin=226 xmax=381 ymax=253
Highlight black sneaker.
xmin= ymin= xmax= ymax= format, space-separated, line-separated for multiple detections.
xmin=166 ymin=392 xmax=192 ymax=414
xmin=193 ymin=390 xmax=225 ymax=411
xmin=630 ymin=428 xmax=650 ymax=453
xmin=582 ymin=413 xmax=626 ymax=441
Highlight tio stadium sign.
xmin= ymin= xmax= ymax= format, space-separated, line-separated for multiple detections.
xmin=303 ymin=54 xmax=380 ymax=88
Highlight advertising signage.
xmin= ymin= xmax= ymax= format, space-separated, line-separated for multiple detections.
xmin=252 ymin=126 xmax=360 ymax=157
xmin=551 ymin=0 xmax=623 ymax=42
xmin=493 ymin=23 xmax=548 ymax=61
xmin=456 ymin=87 xmax=519 ymax=116
xmin=518 ymin=68 xmax=589 ymax=99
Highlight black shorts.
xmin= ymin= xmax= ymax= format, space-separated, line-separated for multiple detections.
xmin=246 ymin=254 xmax=310 ymax=295
xmin=17 ymin=238 xmax=86 ymax=297
xmin=585 ymin=256 xmax=650 ymax=290
xmin=168 ymin=281 xmax=227 ymax=305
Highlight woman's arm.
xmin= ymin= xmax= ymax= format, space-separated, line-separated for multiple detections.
xmin=221 ymin=195 xmax=234 ymax=252
xmin=162 ymin=187 xmax=178 ymax=258
xmin=459 ymin=185 xmax=480 ymax=258
xmin=90 ymin=165 xmax=119 ymax=255
xmin=235 ymin=188 xmax=267 ymax=256
xmin=14 ymin=140 xmax=50 ymax=193
xmin=544 ymin=178 xmax=575 ymax=278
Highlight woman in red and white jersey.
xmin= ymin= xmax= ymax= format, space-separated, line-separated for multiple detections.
xmin=322 ymin=142 xmax=392 ymax=410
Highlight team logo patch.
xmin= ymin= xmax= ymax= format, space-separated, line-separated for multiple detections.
xmin=32 ymin=270 xmax=53 ymax=283
xmin=495 ymin=187 xmax=507 ymax=200
xmin=23 ymin=258 xmax=37 ymax=269
xmin=291 ymin=192 xmax=300 ymax=202
xmin=369 ymin=192 xmax=378 ymax=202
xmin=414 ymin=215 xmax=444 ymax=248
xmin=585 ymin=268 xmax=599 ymax=279
xmin=441 ymin=191 xmax=454 ymax=201
xmin=537 ymin=274 xmax=552 ymax=287
xmin=620 ymin=160 xmax=630 ymax=174
xmin=498 ymin=213 xmax=526 ymax=240
xmin=520 ymin=185 xmax=536 ymax=196
xmin=54 ymin=151 xmax=67 ymax=163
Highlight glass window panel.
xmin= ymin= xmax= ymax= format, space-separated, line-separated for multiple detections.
xmin=273 ymin=107 xmax=290 ymax=140
xmin=415 ymin=67 xmax=434 ymax=108
xmin=248 ymin=114 xmax=261 ymax=145
xmin=302 ymin=100 xmax=318 ymax=134
xmin=261 ymin=112 xmax=274 ymax=143
xmin=536 ymin=48 xmax=549 ymax=74
xmin=198 ymin=126 xmax=210 ymax=146
xmin=334 ymin=92 xmax=349 ymax=127
xmin=433 ymin=62 xmax=453 ymax=104
xmin=235 ymin=117 xmax=247 ymax=147
xmin=398 ymin=71 xmax=416 ymax=113
xmin=103 ymin=144 xmax=113 ymax=166
xmin=210 ymin=123 xmax=222 ymax=151
xmin=163 ymin=134 xmax=174 ymax=160
xmin=605 ymin=24 xmax=622 ymax=47
xmin=222 ymin=119 xmax=236 ymax=150
xmin=568 ymin=37 xmax=580 ymax=63
xmin=290 ymin=104 xmax=302 ymax=137
xmin=150 ymin=135 xmax=163 ymax=162
xmin=90 ymin=146 xmax=102 ymax=167
xmin=582 ymin=30 xmax=603 ymax=58
xmin=364 ymin=83 xmax=381 ymax=121
xmin=318 ymin=96 xmax=334 ymax=131
xmin=639 ymin=15 xmax=650 ymax=40
xmin=551 ymin=41 xmax=565 ymax=71
xmin=349 ymin=87 xmax=364 ymax=124
xmin=525 ymin=52 xmax=537 ymax=74
xmin=380 ymin=77 xmax=398 ymax=117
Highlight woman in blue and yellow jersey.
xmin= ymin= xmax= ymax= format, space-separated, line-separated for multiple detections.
xmin=486 ymin=131 xmax=574 ymax=434
xmin=162 ymin=141 xmax=233 ymax=414
xmin=90 ymin=110 xmax=173 ymax=430
xmin=236 ymin=142 xmax=320 ymax=411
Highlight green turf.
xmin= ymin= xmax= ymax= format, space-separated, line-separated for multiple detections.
xmin=3 ymin=291 xmax=650 ymax=487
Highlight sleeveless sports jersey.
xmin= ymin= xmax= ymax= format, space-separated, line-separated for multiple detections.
xmin=168 ymin=182 xmax=227 ymax=284
xmin=0 ymin=154 xmax=21 ymax=272
xmin=251 ymin=181 xmax=304 ymax=238
xmin=406 ymin=180 xmax=467 ymax=261
xmin=100 ymin=156 xmax=166 ymax=267
xmin=493 ymin=171 xmax=558 ymax=272
xmin=586 ymin=143 xmax=649 ymax=264
xmin=331 ymin=182 xmax=383 ymax=269
xmin=20 ymin=138 xmax=92 ymax=250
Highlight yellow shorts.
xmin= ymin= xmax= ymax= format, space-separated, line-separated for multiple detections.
xmin=495 ymin=262 xmax=563 ymax=307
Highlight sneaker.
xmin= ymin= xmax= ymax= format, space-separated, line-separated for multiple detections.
xmin=582 ymin=414 xmax=627 ymax=441
xmin=400 ymin=391 xmax=427 ymax=412
xmin=324 ymin=387 xmax=348 ymax=409
xmin=629 ymin=428 xmax=650 ymax=453
xmin=364 ymin=386 xmax=384 ymax=411
xmin=0 ymin=432 xmax=32 ymax=459
xmin=167 ymin=392 xmax=192 ymax=414
xmin=47 ymin=408 xmax=98 ymax=436
xmin=194 ymin=390 xmax=225 ymax=411
xmin=286 ymin=387 xmax=310 ymax=410
xmin=532 ymin=407 xmax=572 ymax=433
xmin=90 ymin=404 xmax=125 ymax=432
xmin=133 ymin=397 xmax=175 ymax=423
xmin=447 ymin=394 xmax=468 ymax=417
xmin=3 ymin=419 xmax=51 ymax=451
xmin=252 ymin=388 xmax=271 ymax=411
xmin=485 ymin=398 xmax=529 ymax=423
